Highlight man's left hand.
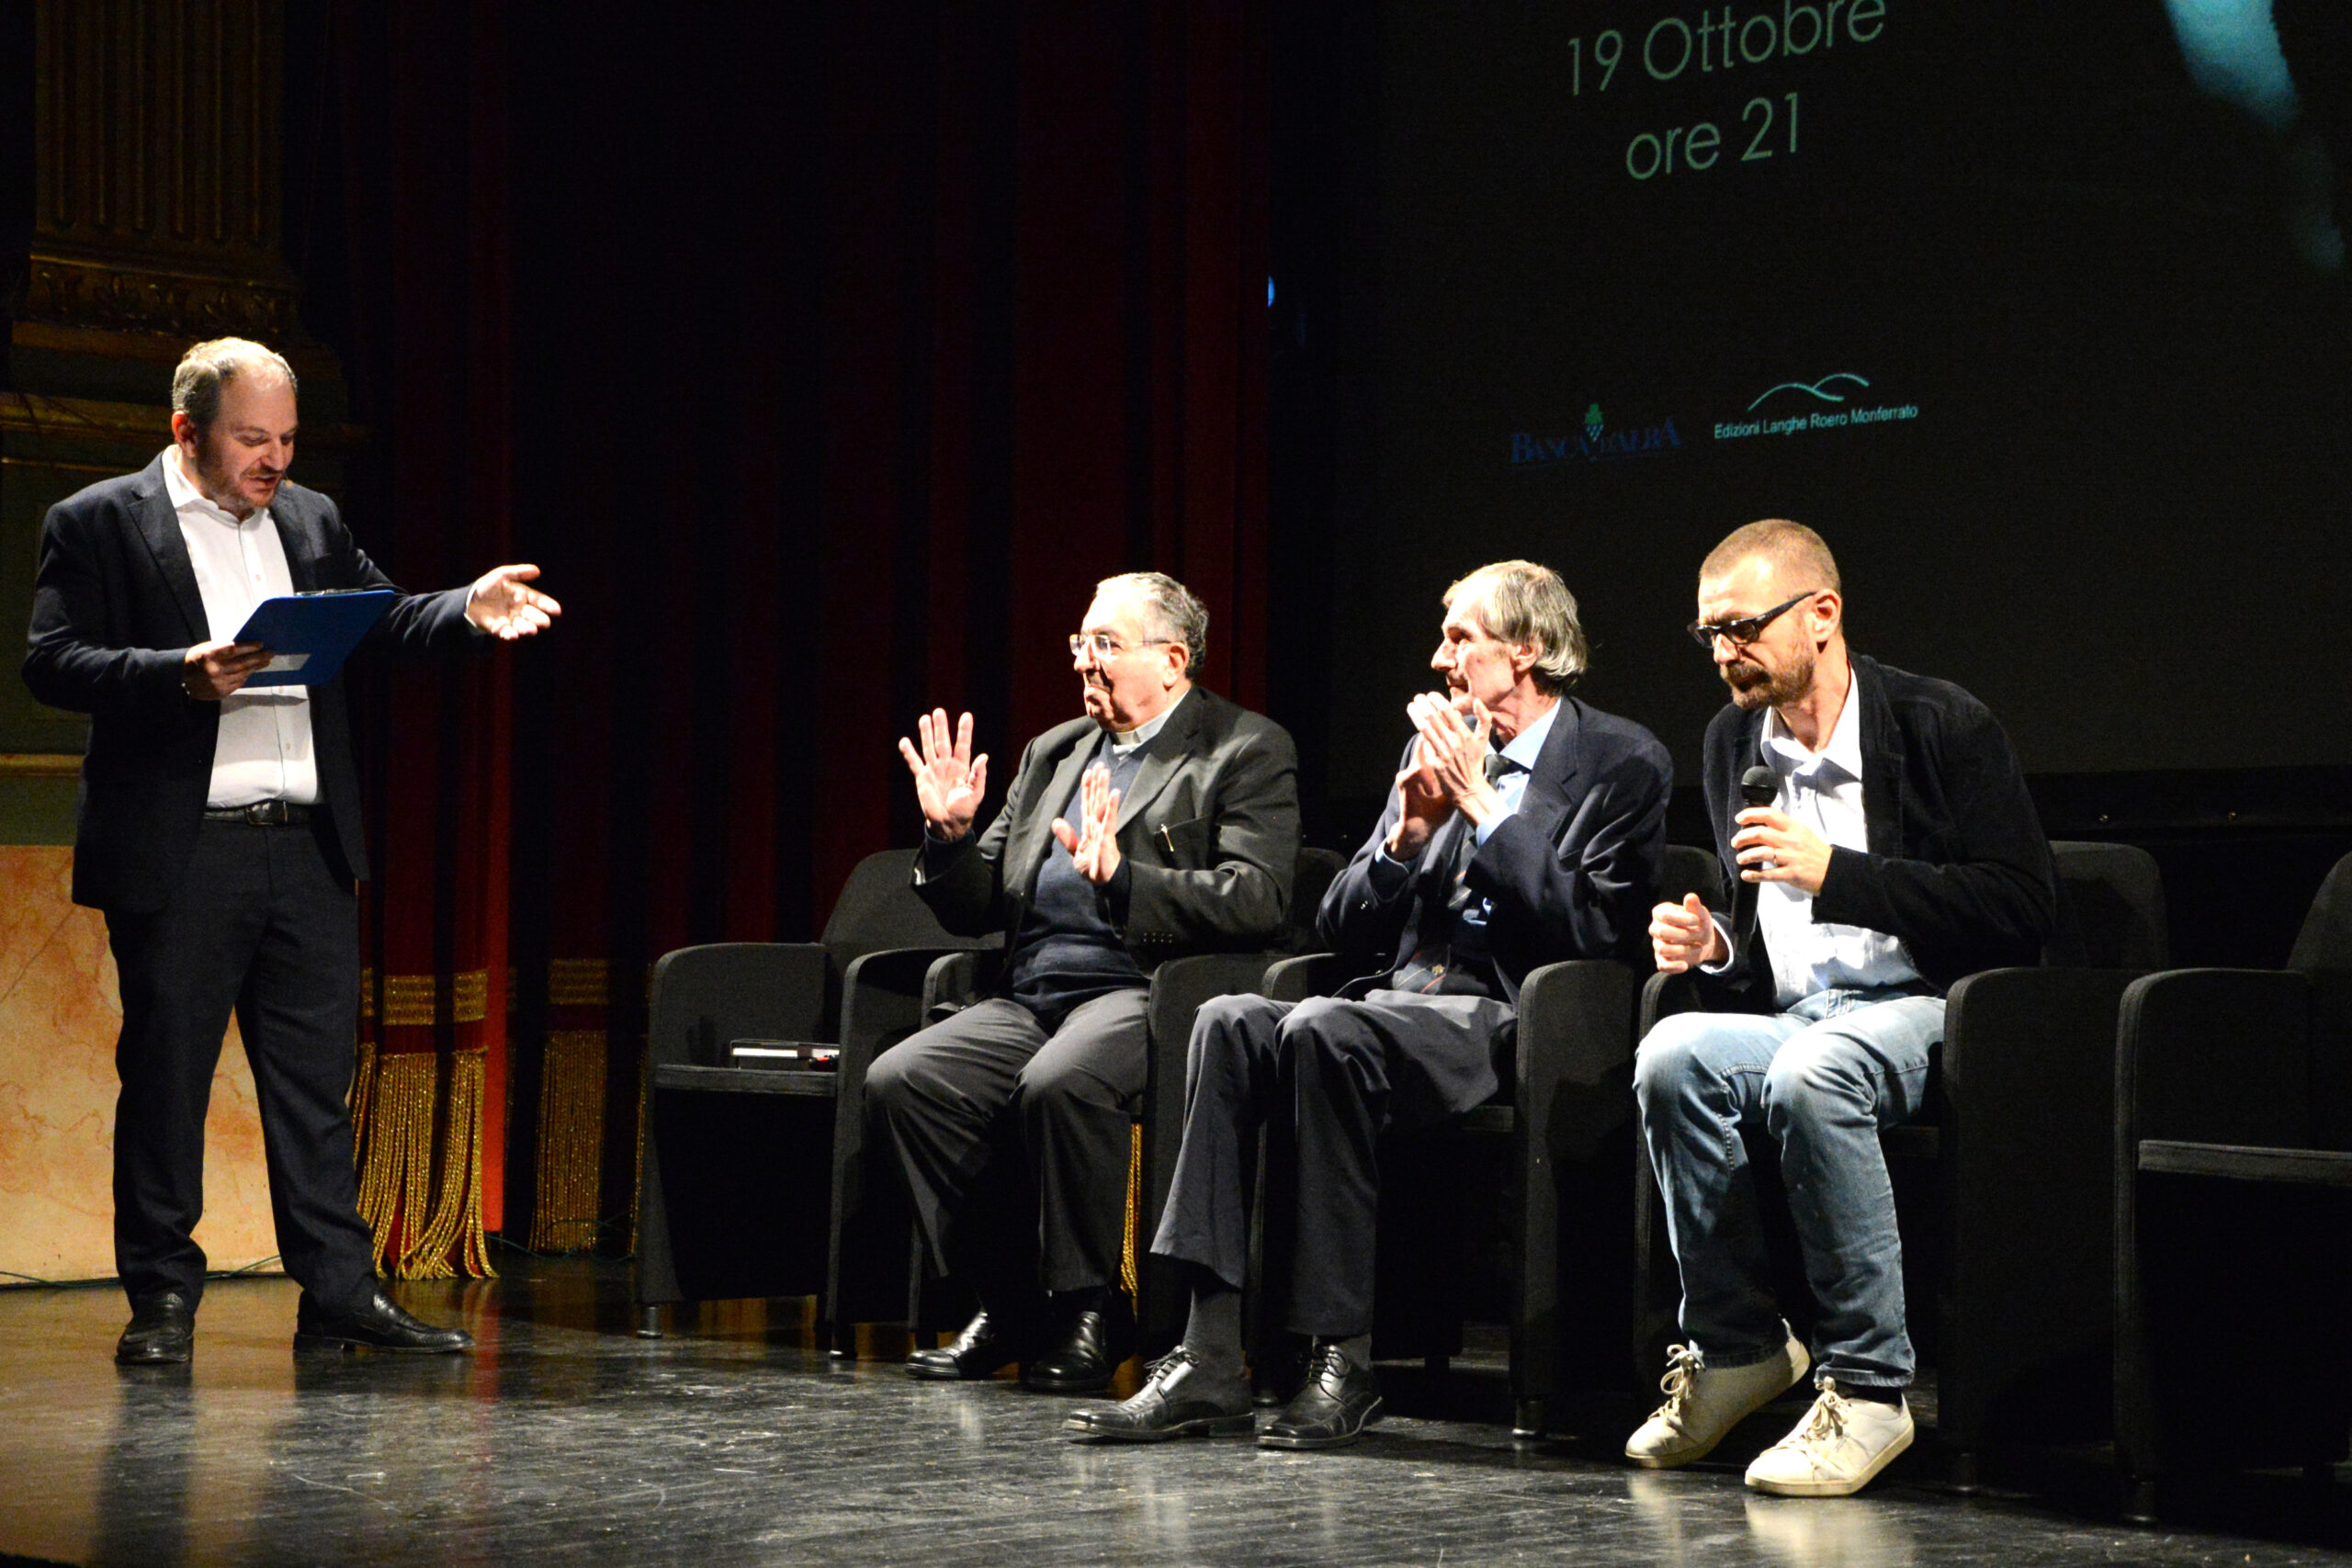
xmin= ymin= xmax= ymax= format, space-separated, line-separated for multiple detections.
xmin=1732 ymin=807 xmax=1833 ymax=896
xmin=466 ymin=564 xmax=563 ymax=640
xmin=1407 ymin=692 xmax=1500 ymax=827
xmin=1051 ymin=764 xmax=1124 ymax=886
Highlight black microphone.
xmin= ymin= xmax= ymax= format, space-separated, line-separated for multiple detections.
xmin=1739 ymin=765 xmax=1778 ymax=877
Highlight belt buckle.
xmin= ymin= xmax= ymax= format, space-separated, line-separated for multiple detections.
xmin=247 ymin=801 xmax=286 ymax=827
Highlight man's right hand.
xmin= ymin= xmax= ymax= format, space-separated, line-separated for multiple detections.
xmin=1651 ymin=892 xmax=1726 ymax=973
xmin=1384 ymin=735 xmax=1453 ymax=861
xmin=182 ymin=640 xmax=272 ymax=702
xmin=898 ymin=708 xmax=989 ymax=841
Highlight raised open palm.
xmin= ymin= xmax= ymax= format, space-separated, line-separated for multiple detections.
xmin=898 ymin=708 xmax=989 ymax=840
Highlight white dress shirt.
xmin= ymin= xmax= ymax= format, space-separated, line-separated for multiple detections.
xmin=1713 ymin=668 xmax=1921 ymax=1008
xmin=161 ymin=447 xmax=320 ymax=807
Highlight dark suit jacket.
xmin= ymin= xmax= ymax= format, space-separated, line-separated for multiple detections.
xmin=913 ymin=686 xmax=1301 ymax=966
xmin=1318 ymin=696 xmax=1672 ymax=1001
xmin=23 ymin=457 xmax=483 ymax=913
xmin=1699 ymin=652 xmax=2058 ymax=1004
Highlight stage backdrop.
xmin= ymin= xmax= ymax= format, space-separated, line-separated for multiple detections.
xmin=1280 ymin=0 xmax=2352 ymax=803
xmin=292 ymin=0 xmax=1276 ymax=1256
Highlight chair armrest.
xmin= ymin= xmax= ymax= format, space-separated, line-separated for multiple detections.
xmin=1517 ymin=960 xmax=1642 ymax=1161
xmin=2119 ymin=968 xmax=2314 ymax=1149
xmin=1636 ymin=968 xmax=1702 ymax=1041
xmin=1148 ymin=953 xmax=1278 ymax=1047
xmin=923 ymin=948 xmax=1004 ymax=1017
xmin=1262 ymin=952 xmax=1359 ymax=1004
xmin=649 ymin=943 xmax=829 ymax=1067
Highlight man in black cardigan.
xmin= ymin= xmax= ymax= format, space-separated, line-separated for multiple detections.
xmin=24 ymin=338 xmax=560 ymax=1364
xmin=1630 ymin=520 xmax=2055 ymax=1495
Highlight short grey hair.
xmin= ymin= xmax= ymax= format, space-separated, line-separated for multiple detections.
xmin=1098 ymin=570 xmax=1208 ymax=679
xmin=172 ymin=338 xmax=298 ymax=434
xmin=1445 ymin=559 xmax=1589 ymax=694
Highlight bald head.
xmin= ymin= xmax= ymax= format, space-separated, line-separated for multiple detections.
xmin=1701 ymin=519 xmax=1840 ymax=598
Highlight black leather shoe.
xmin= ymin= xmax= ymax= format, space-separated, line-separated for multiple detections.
xmin=1022 ymin=1294 xmax=1135 ymax=1393
xmin=1260 ymin=1340 xmax=1382 ymax=1449
xmin=117 ymin=1290 xmax=195 ymax=1365
xmin=907 ymin=1311 xmax=1022 ymax=1382
xmin=1065 ymin=1348 xmax=1256 ymax=1441
xmin=293 ymin=1288 xmax=473 ymax=1354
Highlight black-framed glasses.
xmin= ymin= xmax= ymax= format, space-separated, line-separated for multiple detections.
xmin=1069 ymin=632 xmax=1176 ymax=658
xmin=1687 ymin=592 xmax=1818 ymax=650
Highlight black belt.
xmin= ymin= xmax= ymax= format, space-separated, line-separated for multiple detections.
xmin=202 ymin=801 xmax=313 ymax=826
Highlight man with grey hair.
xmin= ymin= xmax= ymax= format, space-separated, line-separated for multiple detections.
xmin=1069 ymin=559 xmax=1669 ymax=1448
xmin=875 ymin=570 xmax=1299 ymax=1393
xmin=25 ymin=337 xmax=560 ymax=1363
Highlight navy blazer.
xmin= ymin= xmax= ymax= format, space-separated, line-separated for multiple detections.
xmin=23 ymin=456 xmax=483 ymax=913
xmin=1317 ymin=696 xmax=1672 ymax=1001
xmin=1699 ymin=653 xmax=2059 ymax=1003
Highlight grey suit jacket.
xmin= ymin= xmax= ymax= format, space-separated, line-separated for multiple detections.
xmin=912 ymin=686 xmax=1301 ymax=967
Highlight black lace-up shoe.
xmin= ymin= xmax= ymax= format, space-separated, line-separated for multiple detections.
xmin=1022 ymin=1294 xmax=1135 ymax=1393
xmin=293 ymin=1289 xmax=473 ymax=1353
xmin=907 ymin=1311 xmax=1023 ymax=1381
xmin=1259 ymin=1340 xmax=1382 ymax=1450
xmin=117 ymin=1291 xmax=195 ymax=1365
xmin=1065 ymin=1348 xmax=1256 ymax=1441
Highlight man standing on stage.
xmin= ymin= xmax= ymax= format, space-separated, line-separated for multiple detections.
xmin=876 ymin=571 xmax=1298 ymax=1393
xmin=1627 ymin=519 xmax=2055 ymax=1495
xmin=24 ymin=337 xmax=560 ymax=1362
xmin=1071 ymin=559 xmax=1668 ymax=1448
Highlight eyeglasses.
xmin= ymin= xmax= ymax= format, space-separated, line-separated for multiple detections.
xmin=1068 ymin=633 xmax=1176 ymax=658
xmin=1687 ymin=592 xmax=1819 ymax=650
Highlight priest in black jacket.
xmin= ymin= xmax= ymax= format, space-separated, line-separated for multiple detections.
xmin=876 ymin=571 xmax=1299 ymax=1393
xmin=23 ymin=337 xmax=560 ymax=1364
xmin=1627 ymin=519 xmax=2055 ymax=1497
xmin=1070 ymin=560 xmax=1668 ymax=1449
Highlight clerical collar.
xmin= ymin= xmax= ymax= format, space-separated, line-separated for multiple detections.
xmin=1107 ymin=688 xmax=1187 ymax=758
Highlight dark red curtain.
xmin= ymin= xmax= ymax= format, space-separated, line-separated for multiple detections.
xmin=315 ymin=1 xmax=1272 ymax=1251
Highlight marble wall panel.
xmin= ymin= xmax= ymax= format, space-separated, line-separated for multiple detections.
xmin=0 ymin=847 xmax=280 ymax=1283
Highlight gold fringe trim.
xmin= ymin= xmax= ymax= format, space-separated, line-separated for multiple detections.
xmin=355 ymin=1051 xmax=497 ymax=1280
xmin=548 ymin=958 xmax=610 ymax=1009
xmin=348 ymin=1033 xmax=377 ymax=1153
xmin=628 ymin=1043 xmax=650 ymax=1258
xmin=379 ymin=968 xmax=492 ymax=1028
xmin=1121 ymin=1122 xmax=1141 ymax=1301
xmin=528 ymin=1030 xmax=608 ymax=1253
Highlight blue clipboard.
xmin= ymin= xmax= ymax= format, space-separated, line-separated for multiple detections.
xmin=232 ymin=590 xmax=397 ymax=687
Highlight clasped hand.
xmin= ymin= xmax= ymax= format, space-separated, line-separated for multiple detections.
xmin=1386 ymin=693 xmax=1498 ymax=859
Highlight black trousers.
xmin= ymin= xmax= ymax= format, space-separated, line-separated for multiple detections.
xmin=1149 ymin=989 xmax=1513 ymax=1337
xmin=105 ymin=817 xmax=376 ymax=1311
xmin=865 ymin=989 xmax=1149 ymax=1313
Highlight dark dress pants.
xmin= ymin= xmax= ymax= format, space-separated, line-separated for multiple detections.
xmin=105 ymin=817 xmax=377 ymax=1311
xmin=865 ymin=988 xmax=1150 ymax=1314
xmin=1149 ymin=989 xmax=1514 ymax=1337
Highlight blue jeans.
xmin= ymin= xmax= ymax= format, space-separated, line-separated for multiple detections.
xmin=1633 ymin=988 xmax=1945 ymax=1393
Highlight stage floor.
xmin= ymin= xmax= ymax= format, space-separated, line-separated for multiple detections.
xmin=3 ymin=1257 xmax=2348 ymax=1567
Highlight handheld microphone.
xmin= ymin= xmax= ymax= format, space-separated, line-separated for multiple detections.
xmin=1739 ymin=765 xmax=1778 ymax=877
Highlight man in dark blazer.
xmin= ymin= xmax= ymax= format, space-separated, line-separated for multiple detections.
xmin=1070 ymin=560 xmax=1668 ymax=1448
xmin=1629 ymin=519 xmax=2054 ymax=1496
xmin=875 ymin=571 xmax=1299 ymax=1393
xmin=22 ymin=337 xmax=560 ymax=1364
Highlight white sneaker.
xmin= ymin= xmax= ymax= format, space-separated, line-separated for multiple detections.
xmin=1624 ymin=1329 xmax=1810 ymax=1469
xmin=1743 ymin=1378 xmax=1915 ymax=1496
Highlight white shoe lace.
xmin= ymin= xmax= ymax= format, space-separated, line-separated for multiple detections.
xmin=1772 ymin=1378 xmax=1853 ymax=1456
xmin=1648 ymin=1343 xmax=1703 ymax=1429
